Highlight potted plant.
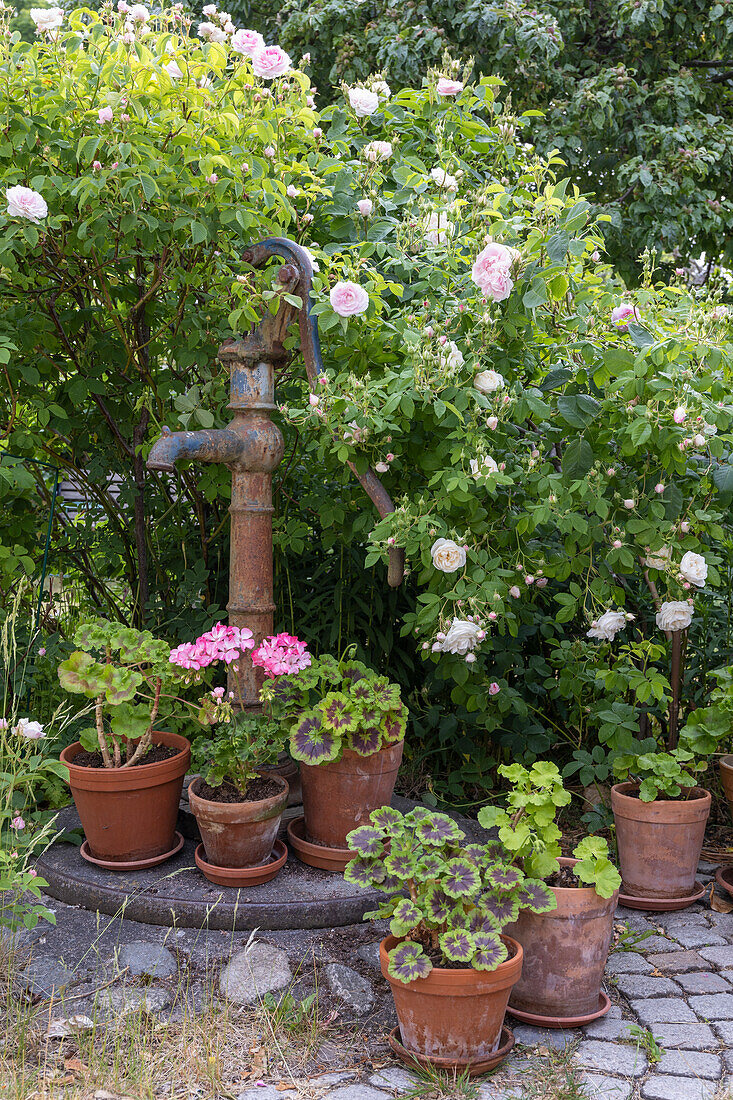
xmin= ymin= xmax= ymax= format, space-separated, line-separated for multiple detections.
xmin=681 ymin=664 xmax=733 ymax=822
xmin=262 ymin=649 xmax=407 ymax=863
xmin=188 ymin=708 xmax=290 ymax=886
xmin=611 ymin=740 xmax=712 ymax=907
xmin=344 ymin=806 xmax=556 ymax=1070
xmin=57 ymin=621 xmax=194 ymax=867
xmin=478 ymin=761 xmax=621 ymax=1025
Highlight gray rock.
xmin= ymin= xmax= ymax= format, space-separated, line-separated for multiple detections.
xmin=313 ymin=1072 xmax=356 ymax=1086
xmin=713 ymin=1021 xmax=733 ymax=1044
xmin=646 ymin=951 xmax=710 ymax=973
xmin=368 ymin=1067 xmax=420 ymax=1092
xmin=672 ymin=928 xmax=726 ymax=949
xmin=22 ymin=958 xmax=77 ymax=996
xmin=656 ymin=1050 xmax=721 ymax=1079
xmin=104 ymin=987 xmax=171 ymax=1014
xmin=644 ymin=1023 xmax=717 ymax=1049
xmin=219 ymin=943 xmax=292 ymax=1005
xmin=236 ymin=1088 xmax=297 ymax=1100
xmin=476 ymin=1085 xmax=522 ymax=1100
xmin=356 ymin=942 xmax=381 ymax=972
xmin=581 ymin=1018 xmax=639 ymax=1041
xmin=615 ymin=909 xmax=657 ymax=931
xmin=512 ymin=1023 xmax=575 ymax=1048
xmin=698 ymin=945 xmax=733 ymax=967
xmin=324 ymin=963 xmax=374 ymax=1016
xmin=615 ymin=974 xmax=681 ymax=998
xmin=325 ymin=1089 xmax=393 ymax=1100
xmin=674 ymin=972 xmax=731 ymax=994
xmin=606 ymin=952 xmax=654 ymax=975
xmin=640 ymin=1076 xmax=717 ymax=1100
xmin=688 ymin=992 xmax=733 ymax=1020
xmin=630 ymin=998 xmax=697 ymax=1025
xmin=582 ymin=1075 xmax=633 ymax=1099
xmin=575 ymin=1039 xmax=648 ymax=1077
xmin=636 ymin=936 xmax=682 ymax=954
xmin=117 ymin=941 xmax=177 ymax=979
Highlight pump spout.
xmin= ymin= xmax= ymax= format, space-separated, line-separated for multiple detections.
xmin=146 ymin=426 xmax=247 ymax=472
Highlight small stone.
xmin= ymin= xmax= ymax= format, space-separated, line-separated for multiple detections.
xmin=674 ymin=972 xmax=731 ymax=994
xmin=313 ymin=1072 xmax=356 ymax=1086
xmin=713 ymin=1021 xmax=733 ymax=1044
xmin=236 ymin=1088 xmax=297 ymax=1100
xmin=45 ymin=1015 xmax=94 ymax=1038
xmin=575 ymin=1039 xmax=647 ymax=1077
xmin=614 ymin=974 xmax=681 ymax=998
xmin=368 ymin=1067 xmax=420 ymax=1092
xmin=645 ymin=1023 xmax=717 ymax=1049
xmin=656 ymin=1050 xmax=721 ymax=1079
xmin=324 ymin=963 xmax=374 ymax=1015
xmin=356 ymin=942 xmax=381 ymax=971
xmin=606 ymin=952 xmax=653 ymax=975
xmin=581 ymin=1017 xmax=639 ymax=1041
xmin=688 ymin=992 xmax=733 ymax=1020
xmin=512 ymin=1023 xmax=574 ymax=1048
xmin=640 ymin=1076 xmax=717 ymax=1099
xmin=630 ymin=998 xmax=697 ymax=1025
xmin=698 ymin=946 xmax=733 ymax=968
xmin=636 ymin=936 xmax=682 ymax=954
xmin=117 ymin=942 xmax=177 ymax=979
xmin=326 ymin=1088 xmax=394 ymax=1100
xmin=22 ymin=958 xmax=77 ymax=997
xmin=582 ymin=1075 xmax=633 ymax=1099
xmin=646 ymin=951 xmax=709 ymax=973
xmin=219 ymin=943 xmax=291 ymax=1005
xmin=105 ymin=987 xmax=170 ymax=1014
xmin=671 ymin=928 xmax=726 ymax=949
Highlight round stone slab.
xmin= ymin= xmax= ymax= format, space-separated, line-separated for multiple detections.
xmin=37 ymin=807 xmax=380 ymax=931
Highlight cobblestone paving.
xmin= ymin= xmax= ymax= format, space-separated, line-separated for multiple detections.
xmin=15 ymin=861 xmax=733 ymax=1098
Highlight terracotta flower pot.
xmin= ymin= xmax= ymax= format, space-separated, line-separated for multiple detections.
xmin=301 ymin=740 xmax=404 ymax=848
xmin=719 ymin=755 xmax=733 ymax=823
xmin=188 ymin=773 xmax=289 ymax=868
xmin=611 ymin=782 xmax=711 ymax=899
xmin=380 ymin=934 xmax=522 ymax=1062
xmin=263 ymin=754 xmax=301 ymax=806
xmin=506 ymin=857 xmax=618 ymax=1020
xmin=60 ymin=731 xmax=190 ymax=863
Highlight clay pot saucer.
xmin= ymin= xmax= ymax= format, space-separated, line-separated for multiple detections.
xmin=507 ymin=990 xmax=610 ymax=1029
xmin=388 ymin=1024 xmax=515 ymax=1077
xmin=80 ymin=831 xmax=184 ymax=871
xmin=617 ymin=881 xmax=706 ymax=912
xmin=287 ymin=816 xmax=354 ymax=873
xmin=715 ymin=866 xmax=733 ymax=897
xmin=194 ymin=839 xmax=287 ymax=887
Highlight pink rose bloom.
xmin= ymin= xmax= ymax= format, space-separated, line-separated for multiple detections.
xmin=509 ymin=585 xmax=521 ymax=598
xmin=206 ymin=173 xmax=218 ymax=184
xmin=117 ymin=0 xmax=129 ymax=10
xmin=11 ymin=816 xmax=25 ymax=830
xmin=611 ymin=303 xmax=635 ymax=331
xmin=6 ymin=186 xmax=47 ymax=223
xmin=263 ymin=145 xmax=275 ymax=158
xmin=487 ymin=416 xmax=498 ymax=430
xmin=251 ymin=45 xmax=292 ymax=79
xmin=231 ymin=28 xmax=265 ymax=56
xmin=329 ymin=280 xmax=369 ymax=317
xmin=673 ymin=406 xmax=686 ymax=424
xmin=356 ymin=198 xmax=373 ymax=217
xmin=488 ymin=682 xmax=500 ymax=696
xmin=471 ymin=242 xmax=515 ymax=302
xmin=38 ymin=647 xmax=46 ymax=656
xmin=436 ymin=77 xmax=463 ymax=96
xmin=92 ymin=160 xmax=102 ymax=171
xmin=97 ymin=106 xmax=114 ymax=124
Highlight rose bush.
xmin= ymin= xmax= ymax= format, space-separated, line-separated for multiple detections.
xmin=2 ymin=5 xmax=733 ymax=803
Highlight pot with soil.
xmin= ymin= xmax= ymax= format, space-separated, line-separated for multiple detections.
xmin=188 ymin=771 xmax=288 ymax=868
xmin=505 ymin=857 xmax=618 ymax=1025
xmin=611 ymin=782 xmax=711 ymax=903
xmin=301 ymin=740 xmax=404 ymax=848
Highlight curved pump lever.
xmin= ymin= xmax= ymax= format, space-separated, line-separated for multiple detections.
xmin=243 ymin=237 xmax=405 ymax=588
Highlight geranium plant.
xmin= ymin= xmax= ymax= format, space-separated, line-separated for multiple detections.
xmin=261 ymin=649 xmax=408 ymax=764
xmin=612 ymin=747 xmax=708 ymax=803
xmin=191 ymin=711 xmax=287 ymax=794
xmin=345 ymin=805 xmax=556 ymax=981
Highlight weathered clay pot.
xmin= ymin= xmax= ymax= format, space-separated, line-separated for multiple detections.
xmin=60 ymin=731 xmax=190 ymax=863
xmin=380 ymin=934 xmax=522 ymax=1062
xmin=264 ymin=753 xmax=301 ymax=806
xmin=188 ymin=773 xmax=289 ymax=868
xmin=506 ymin=857 xmax=618 ymax=1020
xmin=301 ymin=740 xmax=404 ymax=848
xmin=719 ymin=756 xmax=733 ymax=823
xmin=611 ymin=782 xmax=711 ymax=899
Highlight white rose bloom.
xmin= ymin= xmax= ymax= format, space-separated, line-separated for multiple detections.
xmin=440 ymin=340 xmax=464 ymax=371
xmin=198 ymin=20 xmax=227 ymax=40
xmin=129 ymin=3 xmax=149 ymax=21
xmin=15 ymin=718 xmax=45 ymax=739
xmin=431 ymin=538 xmax=467 ymax=573
xmin=474 ymin=369 xmax=505 ymax=394
xmin=6 ymin=186 xmax=48 ymax=223
xmin=372 ymin=79 xmax=391 ymax=99
xmin=364 ymin=140 xmax=392 ymax=162
xmin=431 ymin=166 xmax=458 ymax=192
xmin=679 ymin=550 xmax=708 ymax=588
xmin=656 ymin=601 xmax=693 ymax=632
xmin=586 ymin=609 xmax=629 ymax=641
xmin=439 ymin=618 xmax=482 ymax=655
xmin=644 ymin=545 xmax=671 ymax=570
xmin=30 ymin=5 xmax=63 ymax=32
xmin=347 ymin=87 xmax=380 ymax=117
xmin=470 ymin=455 xmax=498 ymax=479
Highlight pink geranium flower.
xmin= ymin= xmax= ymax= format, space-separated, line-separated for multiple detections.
xmin=252 ymin=633 xmax=311 ymax=678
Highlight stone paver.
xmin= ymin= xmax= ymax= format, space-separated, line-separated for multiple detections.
xmin=575 ymin=1039 xmax=648 ymax=1077
xmin=22 ymin=958 xmax=78 ymax=995
xmin=646 ymin=951 xmax=710 ymax=973
xmin=640 ymin=1077 xmax=717 ymax=1100
xmin=698 ymin=946 xmax=733 ymax=967
xmin=368 ymin=1067 xmax=419 ymax=1092
xmin=656 ymin=1049 xmax=721 ymax=1079
xmin=582 ymin=1076 xmax=633 ymax=1099
xmin=634 ymin=936 xmax=682 ymax=954
xmin=688 ymin=992 xmax=733 ymax=1020
xmin=355 ymin=942 xmax=381 ymax=971
xmin=647 ymin=1023 xmax=717 ymax=1049
xmin=326 ymin=1088 xmax=391 ymax=1100
xmin=670 ymin=928 xmax=726 ymax=949
xmin=237 ymin=1088 xmax=297 ymax=1100
xmin=674 ymin=972 xmax=731 ymax=994
xmin=512 ymin=1023 xmax=575 ymax=1048
xmin=606 ymin=952 xmax=654 ymax=974
xmin=324 ymin=963 xmax=374 ymax=1015
xmin=630 ymin=998 xmax=698 ymax=1025
xmin=582 ymin=1017 xmax=639 ymax=1040
xmin=219 ymin=942 xmax=292 ymax=1005
xmin=117 ymin=941 xmax=177 ymax=978
xmin=615 ymin=974 xmax=682 ymax=998
xmin=713 ymin=1021 xmax=733 ymax=1043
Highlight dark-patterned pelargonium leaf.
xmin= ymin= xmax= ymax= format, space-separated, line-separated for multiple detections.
xmin=344 ymin=855 xmax=384 ymax=889
xmin=346 ymin=826 xmax=384 ymax=857
xmin=351 ymin=681 xmax=372 ymax=703
xmin=348 ymin=727 xmax=382 ymax=756
xmin=442 ymin=857 xmax=482 ymax=898
xmin=290 ymin=711 xmax=340 ymax=764
xmin=413 ymin=852 xmax=445 ymax=881
xmin=467 ymin=908 xmax=501 ymax=935
xmin=517 ymin=879 xmax=558 ymax=914
xmin=383 ymin=710 xmax=407 ymax=743
xmin=385 ymin=850 xmax=417 ymax=878
xmin=320 ymin=692 xmax=358 ymax=732
xmin=387 ymin=941 xmax=432 ymax=984
xmin=480 ymin=892 xmax=520 ymax=928
xmin=369 ymin=806 xmax=404 ymax=834
xmin=473 ymin=932 xmax=509 ymax=971
xmin=389 ymin=897 xmax=423 ymax=936
xmin=370 ymin=677 xmax=402 ymax=711
xmin=341 ymin=660 xmax=368 ymax=683
xmin=414 ymin=813 xmax=464 ymax=847
xmin=485 ymin=864 xmax=524 ymax=891
xmin=423 ymin=885 xmax=452 ymax=923
xmin=439 ymin=928 xmax=475 ymax=963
